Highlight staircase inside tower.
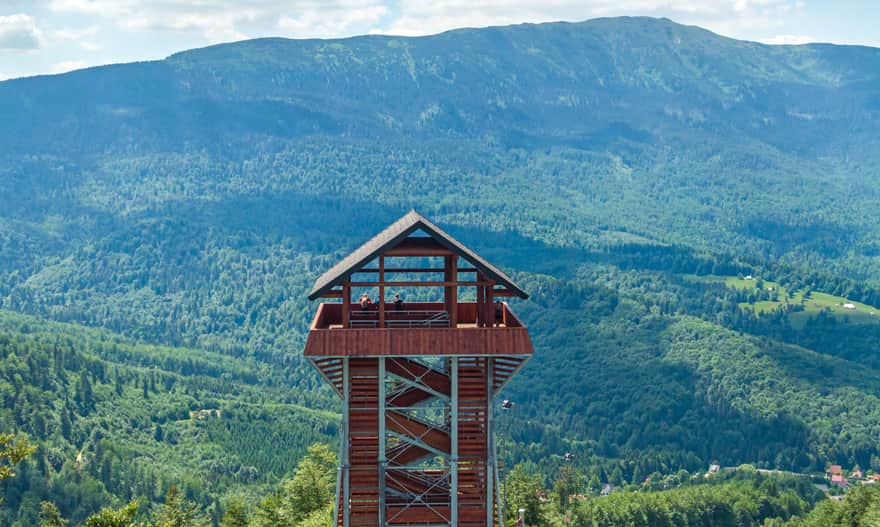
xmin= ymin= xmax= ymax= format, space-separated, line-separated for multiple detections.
xmin=384 ymin=357 xmax=453 ymax=526
xmin=312 ymin=354 xmax=525 ymax=527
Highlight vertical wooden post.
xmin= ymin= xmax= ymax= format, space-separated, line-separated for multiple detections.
xmin=450 ymin=356 xmax=459 ymax=527
xmin=443 ymin=256 xmax=451 ymax=316
xmin=342 ymin=357 xmax=350 ymax=527
xmin=450 ymin=257 xmax=458 ymax=327
xmin=378 ymin=256 xmax=385 ymax=329
xmin=486 ymin=280 xmax=495 ymax=328
xmin=476 ymin=273 xmax=485 ymax=327
xmin=378 ymin=357 xmax=386 ymax=526
xmin=342 ymin=281 xmax=351 ymax=328
xmin=487 ymin=358 xmax=494 ymax=527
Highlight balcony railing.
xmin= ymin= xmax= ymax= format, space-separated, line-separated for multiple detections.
xmin=351 ymin=309 xmax=451 ymax=328
xmin=309 ymin=302 xmax=525 ymax=330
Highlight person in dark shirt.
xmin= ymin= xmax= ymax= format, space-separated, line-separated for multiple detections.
xmin=393 ymin=294 xmax=404 ymax=311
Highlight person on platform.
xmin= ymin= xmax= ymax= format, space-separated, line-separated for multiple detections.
xmin=394 ymin=294 xmax=404 ymax=311
xmin=495 ymin=301 xmax=503 ymax=326
xmin=359 ymin=292 xmax=372 ymax=311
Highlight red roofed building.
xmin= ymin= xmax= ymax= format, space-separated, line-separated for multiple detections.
xmin=828 ymin=465 xmax=843 ymax=476
xmin=831 ymin=474 xmax=847 ymax=488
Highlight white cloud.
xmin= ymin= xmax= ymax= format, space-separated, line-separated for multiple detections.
xmin=51 ymin=25 xmax=101 ymax=51
xmin=48 ymin=0 xmax=106 ymax=15
xmin=44 ymin=0 xmax=393 ymax=43
xmin=278 ymin=3 xmax=389 ymax=38
xmin=48 ymin=0 xmax=261 ymax=42
xmin=0 ymin=13 xmax=43 ymax=50
xmin=761 ymin=34 xmax=814 ymax=45
xmin=118 ymin=11 xmax=256 ymax=42
xmin=50 ymin=59 xmax=89 ymax=74
xmin=51 ymin=25 xmax=99 ymax=40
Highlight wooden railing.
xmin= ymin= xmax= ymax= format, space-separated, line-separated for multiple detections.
xmin=309 ymin=302 xmax=525 ymax=330
xmin=351 ymin=309 xmax=450 ymax=328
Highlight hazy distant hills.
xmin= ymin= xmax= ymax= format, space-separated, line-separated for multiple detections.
xmin=2 ymin=17 xmax=880 ymax=273
xmin=4 ymin=17 xmax=880 ymax=156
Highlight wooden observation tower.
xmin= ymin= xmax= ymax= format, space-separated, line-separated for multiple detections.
xmin=304 ymin=211 xmax=534 ymax=527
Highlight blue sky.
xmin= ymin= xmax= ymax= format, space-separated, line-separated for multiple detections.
xmin=1 ymin=0 xmax=878 ymax=80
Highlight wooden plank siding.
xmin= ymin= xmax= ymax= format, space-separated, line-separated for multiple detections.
xmin=305 ymin=326 xmax=533 ymax=357
xmin=347 ymin=358 xmax=381 ymax=527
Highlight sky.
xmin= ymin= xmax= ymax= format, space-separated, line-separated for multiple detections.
xmin=1 ymin=0 xmax=878 ymax=80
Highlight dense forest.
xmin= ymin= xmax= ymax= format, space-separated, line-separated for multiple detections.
xmin=18 ymin=446 xmax=880 ymax=527
xmin=2 ymin=15 xmax=880 ymax=526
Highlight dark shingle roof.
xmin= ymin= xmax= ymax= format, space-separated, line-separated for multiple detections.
xmin=308 ymin=210 xmax=527 ymax=300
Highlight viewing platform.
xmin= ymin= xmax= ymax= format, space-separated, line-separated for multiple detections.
xmin=305 ymin=301 xmax=533 ymax=357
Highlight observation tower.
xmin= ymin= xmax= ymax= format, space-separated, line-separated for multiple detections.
xmin=304 ymin=211 xmax=534 ymax=527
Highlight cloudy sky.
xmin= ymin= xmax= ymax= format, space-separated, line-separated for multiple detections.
xmin=1 ymin=0 xmax=878 ymax=80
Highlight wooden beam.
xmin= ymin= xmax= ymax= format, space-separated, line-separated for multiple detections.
xmin=382 ymin=237 xmax=455 ymax=257
xmin=443 ymin=256 xmax=450 ymax=320
xmin=476 ymin=273 xmax=485 ymax=327
xmin=319 ymin=290 xmax=344 ymax=298
xmin=348 ymin=281 xmax=486 ymax=288
xmin=450 ymin=257 xmax=458 ymax=326
xmin=342 ymin=282 xmax=351 ymax=328
xmin=383 ymin=248 xmax=454 ymax=257
xmin=486 ymin=280 xmax=495 ymax=327
xmin=351 ymin=268 xmax=479 ymax=274
xmin=379 ymin=256 xmax=385 ymax=328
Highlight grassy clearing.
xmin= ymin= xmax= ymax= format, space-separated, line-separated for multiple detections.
xmin=688 ymin=275 xmax=880 ymax=328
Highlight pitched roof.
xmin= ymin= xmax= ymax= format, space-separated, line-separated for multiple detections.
xmin=308 ymin=210 xmax=528 ymax=300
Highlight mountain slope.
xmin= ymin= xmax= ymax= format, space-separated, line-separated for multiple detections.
xmin=4 ymin=17 xmax=880 ymax=154
xmin=2 ymin=17 xmax=880 ymax=272
xmin=0 ymin=310 xmax=336 ymax=526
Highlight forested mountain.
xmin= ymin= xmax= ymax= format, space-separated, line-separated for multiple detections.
xmin=2 ymin=16 xmax=880 ymax=525
xmin=0 ymin=310 xmax=336 ymax=525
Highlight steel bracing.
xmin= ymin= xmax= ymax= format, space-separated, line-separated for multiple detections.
xmin=310 ymin=353 xmax=529 ymax=527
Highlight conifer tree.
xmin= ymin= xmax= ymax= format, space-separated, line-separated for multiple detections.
xmin=60 ymin=408 xmax=73 ymax=441
xmin=114 ymin=367 xmax=124 ymax=397
xmin=153 ymin=485 xmax=205 ymax=527
xmin=39 ymin=501 xmax=68 ymax=527
xmin=505 ymin=464 xmax=545 ymax=526
xmin=219 ymin=496 xmax=248 ymax=527
xmin=83 ymin=501 xmax=141 ymax=527
xmin=0 ymin=433 xmax=35 ymax=484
